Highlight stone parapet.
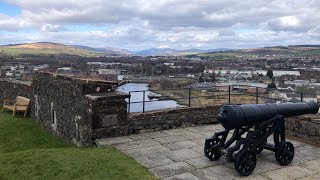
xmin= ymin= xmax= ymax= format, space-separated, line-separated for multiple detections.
xmin=286 ymin=115 xmax=320 ymax=145
xmin=128 ymin=105 xmax=221 ymax=133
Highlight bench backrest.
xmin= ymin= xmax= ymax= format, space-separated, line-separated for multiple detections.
xmin=15 ymin=96 xmax=31 ymax=106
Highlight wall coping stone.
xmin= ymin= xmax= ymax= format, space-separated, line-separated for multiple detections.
xmin=85 ymin=92 xmax=130 ymax=101
xmin=0 ymin=79 xmax=32 ymax=86
xmin=37 ymin=72 xmax=118 ymax=85
xmin=129 ymin=104 xmax=223 ymax=116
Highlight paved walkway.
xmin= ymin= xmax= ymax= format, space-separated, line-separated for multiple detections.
xmin=96 ymin=124 xmax=320 ymax=180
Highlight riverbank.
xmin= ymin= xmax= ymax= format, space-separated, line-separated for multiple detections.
xmin=149 ymin=79 xmax=265 ymax=106
xmin=117 ymin=83 xmax=181 ymax=112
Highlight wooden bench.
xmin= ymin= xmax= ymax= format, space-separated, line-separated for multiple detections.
xmin=2 ymin=96 xmax=31 ymax=117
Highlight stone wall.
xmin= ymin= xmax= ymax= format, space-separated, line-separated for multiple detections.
xmin=0 ymin=73 xmax=224 ymax=146
xmin=128 ymin=105 xmax=221 ymax=133
xmin=86 ymin=92 xmax=130 ymax=140
xmin=286 ymin=115 xmax=320 ymax=145
xmin=31 ymin=73 xmax=123 ymax=145
xmin=1 ymin=73 xmax=129 ymax=146
xmin=0 ymin=80 xmax=33 ymax=105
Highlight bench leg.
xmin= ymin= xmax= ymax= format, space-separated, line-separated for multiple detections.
xmin=12 ymin=110 xmax=16 ymax=118
xmin=24 ymin=111 xmax=28 ymax=118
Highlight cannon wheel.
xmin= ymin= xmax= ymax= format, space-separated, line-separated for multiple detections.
xmin=204 ymin=137 xmax=222 ymax=161
xmin=234 ymin=149 xmax=256 ymax=176
xmin=275 ymin=142 xmax=294 ymax=165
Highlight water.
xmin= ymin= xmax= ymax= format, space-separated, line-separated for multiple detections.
xmin=117 ymin=83 xmax=180 ymax=113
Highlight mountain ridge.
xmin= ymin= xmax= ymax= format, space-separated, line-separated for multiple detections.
xmin=1 ymin=42 xmax=320 ymax=57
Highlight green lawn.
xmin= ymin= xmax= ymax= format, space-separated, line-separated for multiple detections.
xmin=0 ymin=111 xmax=156 ymax=180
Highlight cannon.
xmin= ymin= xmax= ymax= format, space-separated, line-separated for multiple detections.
xmin=204 ymin=102 xmax=319 ymax=176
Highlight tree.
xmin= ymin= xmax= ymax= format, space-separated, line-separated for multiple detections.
xmin=267 ymin=82 xmax=277 ymax=89
xmin=266 ymin=69 xmax=274 ymax=79
xmin=199 ymin=75 xmax=204 ymax=82
xmin=208 ymin=73 xmax=216 ymax=82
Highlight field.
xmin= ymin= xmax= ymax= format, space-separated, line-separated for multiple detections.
xmin=152 ymin=88 xmax=266 ymax=106
xmin=0 ymin=111 xmax=155 ymax=179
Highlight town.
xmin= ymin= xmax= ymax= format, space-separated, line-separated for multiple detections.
xmin=1 ymin=47 xmax=320 ymax=105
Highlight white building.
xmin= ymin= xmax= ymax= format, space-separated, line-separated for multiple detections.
xmin=98 ymin=69 xmax=121 ymax=75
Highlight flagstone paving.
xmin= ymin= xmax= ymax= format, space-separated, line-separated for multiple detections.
xmin=96 ymin=124 xmax=320 ymax=180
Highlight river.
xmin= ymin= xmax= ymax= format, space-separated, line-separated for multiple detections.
xmin=117 ymin=83 xmax=181 ymax=113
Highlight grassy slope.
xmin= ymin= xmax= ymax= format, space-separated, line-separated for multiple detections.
xmin=0 ymin=111 xmax=155 ymax=180
xmin=200 ymin=46 xmax=320 ymax=59
xmin=0 ymin=43 xmax=103 ymax=57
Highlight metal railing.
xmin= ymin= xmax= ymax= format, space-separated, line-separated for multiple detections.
xmin=126 ymin=85 xmax=319 ymax=113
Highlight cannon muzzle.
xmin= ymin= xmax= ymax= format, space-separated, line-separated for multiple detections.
xmin=218 ymin=102 xmax=319 ymax=130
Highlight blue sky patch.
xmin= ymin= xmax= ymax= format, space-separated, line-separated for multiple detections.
xmin=0 ymin=2 xmax=21 ymax=16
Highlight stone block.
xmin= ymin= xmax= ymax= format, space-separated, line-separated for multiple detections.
xmin=164 ymin=140 xmax=198 ymax=150
xmin=149 ymin=162 xmax=195 ymax=178
xmin=194 ymin=165 xmax=241 ymax=180
xmin=300 ymin=158 xmax=320 ymax=172
xmin=261 ymin=166 xmax=315 ymax=180
xmin=155 ymin=135 xmax=190 ymax=144
xmin=92 ymin=125 xmax=128 ymax=139
xmin=163 ymin=173 xmax=201 ymax=180
xmin=95 ymin=136 xmax=133 ymax=146
xmin=186 ymin=157 xmax=224 ymax=169
xmin=115 ymin=139 xmax=161 ymax=150
xmin=167 ymin=149 xmax=203 ymax=162
xmin=299 ymin=173 xmax=320 ymax=180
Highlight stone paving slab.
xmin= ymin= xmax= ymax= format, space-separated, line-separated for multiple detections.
xmin=97 ymin=124 xmax=320 ymax=180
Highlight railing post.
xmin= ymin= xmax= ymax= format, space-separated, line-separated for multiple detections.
xmin=300 ymin=93 xmax=303 ymax=102
xmin=143 ymin=91 xmax=145 ymax=113
xmin=228 ymin=86 xmax=231 ymax=104
xmin=256 ymin=87 xmax=259 ymax=104
xmin=188 ymin=88 xmax=191 ymax=107
xmin=128 ymin=92 xmax=131 ymax=113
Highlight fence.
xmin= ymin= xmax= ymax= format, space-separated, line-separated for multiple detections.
xmin=126 ymin=85 xmax=319 ymax=113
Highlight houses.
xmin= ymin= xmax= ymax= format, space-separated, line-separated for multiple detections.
xmin=269 ymin=88 xmax=317 ymax=102
xmin=287 ymin=94 xmax=317 ymax=103
xmin=97 ymin=69 xmax=127 ymax=75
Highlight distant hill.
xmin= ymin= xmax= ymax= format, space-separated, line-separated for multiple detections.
xmin=2 ymin=42 xmax=318 ymax=58
xmin=133 ymin=47 xmax=231 ymax=55
xmin=134 ymin=48 xmax=177 ymax=55
xmin=201 ymin=45 xmax=320 ymax=59
xmin=0 ymin=42 xmax=104 ymax=57
xmin=72 ymin=45 xmax=131 ymax=55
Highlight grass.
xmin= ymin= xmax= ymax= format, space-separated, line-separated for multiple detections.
xmin=152 ymin=88 xmax=265 ymax=106
xmin=0 ymin=111 xmax=156 ymax=180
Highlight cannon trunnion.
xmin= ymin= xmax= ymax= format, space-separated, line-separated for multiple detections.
xmin=204 ymin=102 xmax=319 ymax=176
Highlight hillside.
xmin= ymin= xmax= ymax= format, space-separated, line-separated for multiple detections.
xmin=72 ymin=45 xmax=131 ymax=55
xmin=0 ymin=42 xmax=104 ymax=57
xmin=200 ymin=45 xmax=320 ymax=59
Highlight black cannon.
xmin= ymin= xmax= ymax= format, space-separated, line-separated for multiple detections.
xmin=204 ymin=102 xmax=319 ymax=176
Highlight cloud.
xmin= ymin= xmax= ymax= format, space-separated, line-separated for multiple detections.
xmin=40 ymin=24 xmax=60 ymax=32
xmin=0 ymin=0 xmax=320 ymax=49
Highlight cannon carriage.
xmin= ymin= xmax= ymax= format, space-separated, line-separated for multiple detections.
xmin=204 ymin=102 xmax=319 ymax=176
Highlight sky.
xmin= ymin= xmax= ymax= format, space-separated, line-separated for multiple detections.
xmin=0 ymin=0 xmax=320 ymax=51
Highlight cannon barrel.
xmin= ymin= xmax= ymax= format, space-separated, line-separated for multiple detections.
xmin=218 ymin=102 xmax=319 ymax=130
